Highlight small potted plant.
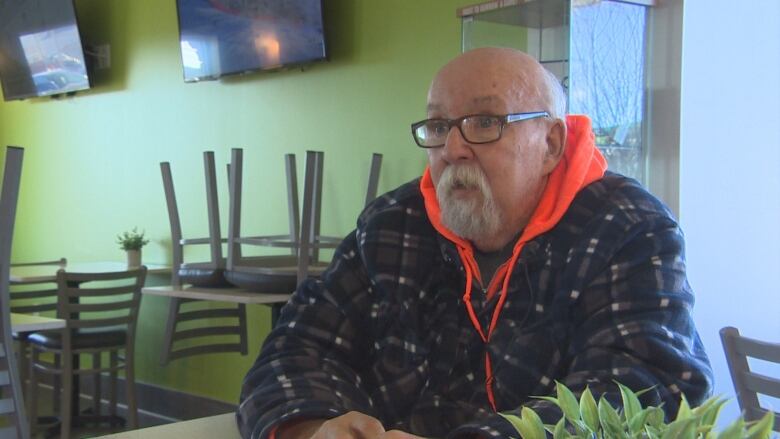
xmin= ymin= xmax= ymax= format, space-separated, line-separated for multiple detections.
xmin=117 ymin=227 xmax=150 ymax=268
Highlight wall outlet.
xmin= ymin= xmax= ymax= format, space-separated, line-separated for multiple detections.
xmin=94 ymin=44 xmax=111 ymax=69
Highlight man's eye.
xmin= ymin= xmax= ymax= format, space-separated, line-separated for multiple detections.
xmin=430 ymin=121 xmax=449 ymax=136
xmin=476 ymin=117 xmax=497 ymax=129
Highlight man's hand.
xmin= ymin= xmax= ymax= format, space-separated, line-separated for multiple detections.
xmin=276 ymin=411 xmax=426 ymax=439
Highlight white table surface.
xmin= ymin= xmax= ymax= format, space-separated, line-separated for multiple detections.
xmin=10 ymin=261 xmax=170 ymax=283
xmin=142 ymin=285 xmax=291 ymax=305
xmin=91 ymin=413 xmax=239 ymax=439
xmin=10 ymin=313 xmax=66 ymax=332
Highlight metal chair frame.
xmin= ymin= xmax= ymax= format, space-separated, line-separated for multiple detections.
xmin=159 ymin=152 xmax=246 ymax=365
xmin=0 ymin=146 xmax=31 ymax=439
xmin=9 ymin=258 xmax=67 ymax=416
xmin=720 ymin=326 xmax=780 ymax=431
xmin=28 ymin=267 xmax=147 ymax=439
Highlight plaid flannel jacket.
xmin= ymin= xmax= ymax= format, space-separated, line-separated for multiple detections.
xmin=238 ymin=172 xmax=713 ymax=438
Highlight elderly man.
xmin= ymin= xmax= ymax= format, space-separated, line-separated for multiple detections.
xmin=237 ymin=47 xmax=713 ymax=439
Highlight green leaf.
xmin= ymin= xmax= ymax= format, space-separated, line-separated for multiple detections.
xmin=645 ymin=407 xmax=666 ymax=428
xmin=552 ymin=417 xmax=570 ymax=439
xmin=520 ymin=407 xmax=548 ymax=439
xmin=580 ymin=387 xmax=600 ymax=433
xmin=661 ymin=418 xmax=696 ymax=439
xmin=627 ymin=408 xmax=651 ymax=436
xmin=645 ymin=425 xmax=661 ymax=439
xmin=598 ymin=397 xmax=624 ymax=438
xmin=617 ymin=382 xmax=642 ymax=422
xmin=556 ymin=381 xmax=582 ymax=424
xmin=692 ymin=397 xmax=728 ymax=434
xmin=714 ymin=417 xmax=745 ymax=439
xmin=499 ymin=408 xmax=547 ymax=439
xmin=675 ymin=393 xmax=693 ymax=421
xmin=634 ymin=385 xmax=656 ymax=398
xmin=534 ymin=395 xmax=561 ymax=406
xmin=498 ymin=412 xmax=525 ymax=435
xmin=745 ymin=410 xmax=775 ymax=439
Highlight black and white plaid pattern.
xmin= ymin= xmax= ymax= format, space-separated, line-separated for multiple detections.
xmin=237 ymin=172 xmax=713 ymax=439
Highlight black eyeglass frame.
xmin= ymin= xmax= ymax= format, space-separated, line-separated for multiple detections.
xmin=411 ymin=111 xmax=551 ymax=148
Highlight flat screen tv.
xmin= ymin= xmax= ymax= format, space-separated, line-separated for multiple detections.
xmin=0 ymin=0 xmax=91 ymax=101
xmin=176 ymin=0 xmax=327 ymax=82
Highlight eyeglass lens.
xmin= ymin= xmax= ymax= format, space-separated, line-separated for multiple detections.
xmin=415 ymin=115 xmax=502 ymax=147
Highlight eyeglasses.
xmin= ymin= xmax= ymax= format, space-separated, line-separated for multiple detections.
xmin=411 ymin=111 xmax=550 ymax=148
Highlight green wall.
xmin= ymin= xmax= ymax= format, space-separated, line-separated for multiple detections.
xmin=0 ymin=0 xmax=474 ymax=404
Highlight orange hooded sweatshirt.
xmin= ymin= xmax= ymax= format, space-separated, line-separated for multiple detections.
xmin=418 ymin=115 xmax=608 ymax=410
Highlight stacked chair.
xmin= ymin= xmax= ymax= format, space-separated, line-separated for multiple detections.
xmin=159 ymin=152 xmax=247 ymax=364
xmin=0 ymin=146 xmax=31 ymax=438
xmin=158 ymin=149 xmax=382 ymax=364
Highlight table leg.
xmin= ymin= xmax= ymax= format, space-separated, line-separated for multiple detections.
xmin=270 ymin=303 xmax=283 ymax=328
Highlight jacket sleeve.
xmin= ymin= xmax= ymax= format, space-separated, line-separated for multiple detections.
xmin=237 ymin=231 xmax=377 ymax=439
xmin=449 ymin=210 xmax=714 ymax=438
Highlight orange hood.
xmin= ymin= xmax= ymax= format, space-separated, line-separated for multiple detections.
xmin=418 ymin=114 xmax=607 ymax=410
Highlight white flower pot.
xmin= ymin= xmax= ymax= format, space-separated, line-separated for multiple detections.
xmin=126 ymin=249 xmax=142 ymax=268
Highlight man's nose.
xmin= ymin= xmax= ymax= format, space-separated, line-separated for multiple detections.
xmin=441 ymin=125 xmax=475 ymax=163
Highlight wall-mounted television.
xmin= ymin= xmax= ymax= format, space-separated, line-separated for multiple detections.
xmin=0 ymin=0 xmax=91 ymax=101
xmin=176 ymin=0 xmax=327 ymax=82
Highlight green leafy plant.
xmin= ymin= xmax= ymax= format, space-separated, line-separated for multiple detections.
xmin=499 ymin=381 xmax=775 ymax=439
xmin=116 ymin=227 xmax=150 ymax=251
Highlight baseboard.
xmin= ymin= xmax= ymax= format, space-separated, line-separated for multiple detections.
xmin=34 ymin=374 xmax=237 ymax=427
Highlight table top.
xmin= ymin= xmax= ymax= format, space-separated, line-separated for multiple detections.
xmin=10 ymin=261 xmax=170 ymax=283
xmin=142 ymin=285 xmax=291 ymax=305
xmin=10 ymin=313 xmax=66 ymax=332
xmin=91 ymin=413 xmax=239 ymax=439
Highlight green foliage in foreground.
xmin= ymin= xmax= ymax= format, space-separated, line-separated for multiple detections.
xmin=499 ymin=381 xmax=775 ymax=439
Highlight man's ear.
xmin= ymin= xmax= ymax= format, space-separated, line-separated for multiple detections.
xmin=542 ymin=119 xmax=566 ymax=174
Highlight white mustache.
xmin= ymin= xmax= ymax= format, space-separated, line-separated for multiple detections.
xmin=437 ymin=165 xmax=489 ymax=194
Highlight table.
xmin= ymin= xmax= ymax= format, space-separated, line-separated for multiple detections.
xmin=10 ymin=261 xmax=170 ymax=283
xmin=142 ymin=284 xmax=290 ymax=326
xmin=142 ymin=285 xmax=290 ymax=305
xmin=92 ymin=413 xmax=239 ymax=439
xmin=10 ymin=313 xmax=66 ymax=332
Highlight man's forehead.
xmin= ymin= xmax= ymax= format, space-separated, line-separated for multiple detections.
xmin=427 ymin=95 xmax=507 ymax=112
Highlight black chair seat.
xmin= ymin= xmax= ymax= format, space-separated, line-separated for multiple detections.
xmin=224 ymin=269 xmax=297 ymax=293
xmin=225 ymin=256 xmax=328 ymax=293
xmin=177 ymin=267 xmax=232 ymax=288
xmin=28 ymin=327 xmax=127 ymax=350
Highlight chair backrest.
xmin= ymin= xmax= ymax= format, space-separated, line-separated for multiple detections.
xmin=0 ymin=146 xmax=30 ymax=439
xmin=9 ymin=258 xmax=66 ymax=316
xmin=365 ymin=152 xmax=382 ymax=206
xmin=161 ymin=151 xmax=224 ymax=287
xmin=55 ymin=268 xmax=147 ymax=336
xmin=720 ymin=326 xmax=780 ymax=431
xmin=226 ymin=149 xmax=302 ymax=268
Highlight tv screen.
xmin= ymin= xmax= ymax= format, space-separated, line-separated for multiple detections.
xmin=0 ymin=0 xmax=91 ymax=101
xmin=176 ymin=0 xmax=327 ymax=82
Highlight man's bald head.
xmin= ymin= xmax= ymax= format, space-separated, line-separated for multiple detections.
xmin=429 ymin=47 xmax=566 ymax=121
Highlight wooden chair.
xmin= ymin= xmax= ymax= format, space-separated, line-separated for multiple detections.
xmin=27 ymin=267 xmax=147 ymax=439
xmin=0 ymin=146 xmax=31 ymax=439
xmin=720 ymin=326 xmax=780 ymax=431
